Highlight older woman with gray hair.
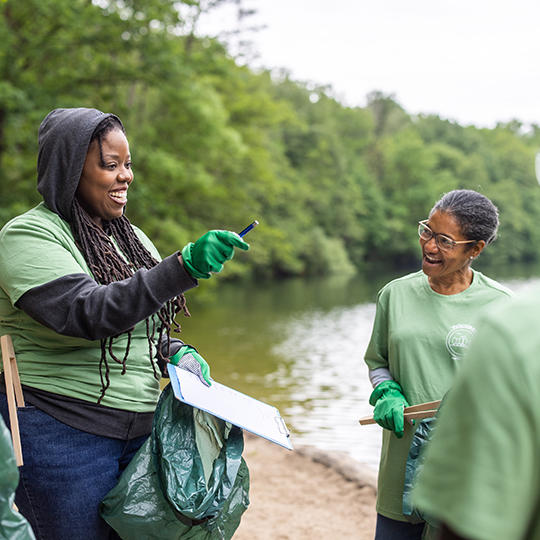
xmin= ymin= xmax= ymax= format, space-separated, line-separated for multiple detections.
xmin=364 ymin=189 xmax=512 ymax=539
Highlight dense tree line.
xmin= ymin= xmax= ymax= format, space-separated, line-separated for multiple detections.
xmin=2 ymin=0 xmax=540 ymax=280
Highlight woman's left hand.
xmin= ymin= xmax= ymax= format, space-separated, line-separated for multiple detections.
xmin=169 ymin=345 xmax=212 ymax=386
xmin=181 ymin=230 xmax=249 ymax=279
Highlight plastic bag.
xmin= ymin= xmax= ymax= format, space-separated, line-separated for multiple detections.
xmin=402 ymin=417 xmax=436 ymax=522
xmin=100 ymin=384 xmax=250 ymax=539
xmin=0 ymin=416 xmax=35 ymax=540
xmin=403 ymin=406 xmax=445 ymax=539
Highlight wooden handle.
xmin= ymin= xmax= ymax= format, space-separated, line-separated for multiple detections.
xmin=359 ymin=410 xmax=438 ymax=425
xmin=359 ymin=399 xmax=441 ymax=426
xmin=1 ymin=335 xmax=24 ymax=466
xmin=402 ymin=400 xmax=441 ymax=413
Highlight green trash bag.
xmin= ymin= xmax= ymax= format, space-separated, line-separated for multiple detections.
xmin=402 ymin=417 xmax=435 ymax=521
xmin=0 ymin=416 xmax=35 ymax=540
xmin=100 ymin=384 xmax=250 ymax=540
xmin=402 ymin=418 xmax=440 ymax=540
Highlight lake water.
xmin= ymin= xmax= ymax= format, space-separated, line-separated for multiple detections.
xmin=176 ymin=267 xmax=540 ymax=471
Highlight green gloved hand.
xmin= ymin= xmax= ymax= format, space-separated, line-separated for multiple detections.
xmin=169 ymin=345 xmax=212 ymax=386
xmin=369 ymin=380 xmax=409 ymax=438
xmin=181 ymin=230 xmax=249 ymax=279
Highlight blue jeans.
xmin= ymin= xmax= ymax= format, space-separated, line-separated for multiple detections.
xmin=375 ymin=513 xmax=425 ymax=540
xmin=0 ymin=395 xmax=149 ymax=540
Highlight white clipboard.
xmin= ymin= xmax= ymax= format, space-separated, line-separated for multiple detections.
xmin=167 ymin=364 xmax=293 ymax=450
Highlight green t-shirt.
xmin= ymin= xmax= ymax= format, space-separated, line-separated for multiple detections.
xmin=364 ymin=269 xmax=512 ymax=521
xmin=0 ymin=203 xmax=162 ymax=412
xmin=413 ymin=286 xmax=540 ymax=540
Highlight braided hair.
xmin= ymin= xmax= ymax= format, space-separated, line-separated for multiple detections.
xmin=70 ymin=117 xmax=189 ymax=403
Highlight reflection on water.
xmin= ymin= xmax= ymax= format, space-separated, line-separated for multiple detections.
xmin=272 ymin=303 xmax=379 ymax=468
xmin=177 ymin=269 xmax=540 ymax=470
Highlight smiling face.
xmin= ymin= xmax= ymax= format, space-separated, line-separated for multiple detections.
xmin=420 ymin=210 xmax=485 ymax=291
xmin=76 ymin=129 xmax=133 ymax=228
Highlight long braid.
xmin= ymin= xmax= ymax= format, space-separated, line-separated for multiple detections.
xmin=70 ymin=118 xmax=189 ymax=403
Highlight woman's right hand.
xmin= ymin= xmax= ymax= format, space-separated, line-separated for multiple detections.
xmin=369 ymin=380 xmax=409 ymax=438
xmin=181 ymin=230 xmax=249 ymax=279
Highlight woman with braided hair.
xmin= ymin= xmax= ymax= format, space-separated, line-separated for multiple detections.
xmin=0 ymin=107 xmax=248 ymax=539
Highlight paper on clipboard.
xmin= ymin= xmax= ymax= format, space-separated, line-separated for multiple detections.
xmin=167 ymin=364 xmax=293 ymax=450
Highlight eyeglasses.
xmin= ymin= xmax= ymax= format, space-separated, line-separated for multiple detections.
xmin=418 ymin=220 xmax=477 ymax=252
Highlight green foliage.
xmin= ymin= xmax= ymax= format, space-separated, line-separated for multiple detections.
xmin=1 ymin=0 xmax=540 ymax=281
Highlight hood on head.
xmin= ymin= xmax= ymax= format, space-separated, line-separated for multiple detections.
xmin=37 ymin=107 xmax=123 ymax=221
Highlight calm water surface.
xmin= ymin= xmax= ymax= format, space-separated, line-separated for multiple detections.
xmin=177 ymin=268 xmax=540 ymax=470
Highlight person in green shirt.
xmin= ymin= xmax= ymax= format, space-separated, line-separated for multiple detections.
xmin=0 ymin=108 xmax=249 ymax=539
xmin=0 ymin=416 xmax=35 ymax=539
xmin=412 ymin=286 xmax=540 ymax=540
xmin=364 ymin=189 xmax=512 ymax=539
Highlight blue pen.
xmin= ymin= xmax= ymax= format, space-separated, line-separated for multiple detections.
xmin=238 ymin=220 xmax=259 ymax=237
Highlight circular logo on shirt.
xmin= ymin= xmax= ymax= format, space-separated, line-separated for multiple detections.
xmin=446 ymin=324 xmax=476 ymax=360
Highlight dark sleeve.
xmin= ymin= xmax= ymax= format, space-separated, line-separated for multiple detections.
xmin=156 ymin=334 xmax=186 ymax=377
xmin=16 ymin=253 xmax=197 ymax=340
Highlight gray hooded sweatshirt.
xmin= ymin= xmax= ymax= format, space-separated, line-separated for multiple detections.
xmin=37 ymin=107 xmax=119 ymax=221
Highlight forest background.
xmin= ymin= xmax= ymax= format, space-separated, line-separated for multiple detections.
xmin=2 ymin=0 xmax=540 ymax=286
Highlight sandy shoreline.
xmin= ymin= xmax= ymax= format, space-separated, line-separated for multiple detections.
xmin=234 ymin=434 xmax=377 ymax=539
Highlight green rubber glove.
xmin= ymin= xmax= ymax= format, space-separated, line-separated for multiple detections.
xmin=181 ymin=230 xmax=249 ymax=279
xmin=169 ymin=345 xmax=212 ymax=386
xmin=369 ymin=380 xmax=409 ymax=438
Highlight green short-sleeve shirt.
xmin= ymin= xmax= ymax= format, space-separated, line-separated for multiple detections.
xmin=0 ymin=203 xmax=163 ymax=412
xmin=364 ymin=270 xmax=512 ymax=521
xmin=413 ymin=287 xmax=540 ymax=540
